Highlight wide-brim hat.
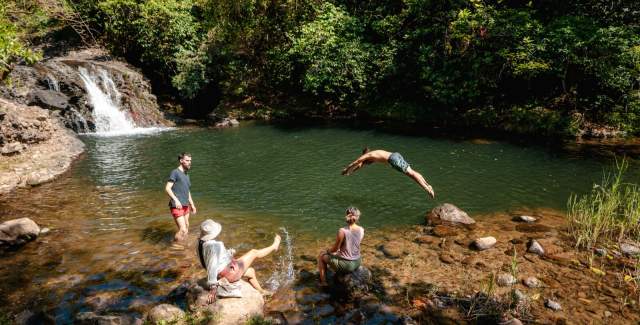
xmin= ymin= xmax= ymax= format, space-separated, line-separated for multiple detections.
xmin=200 ymin=219 xmax=221 ymax=241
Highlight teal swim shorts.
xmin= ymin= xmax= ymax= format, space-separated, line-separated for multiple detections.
xmin=388 ymin=152 xmax=410 ymax=173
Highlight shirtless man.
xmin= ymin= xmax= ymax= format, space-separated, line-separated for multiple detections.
xmin=165 ymin=152 xmax=197 ymax=242
xmin=341 ymin=148 xmax=435 ymax=198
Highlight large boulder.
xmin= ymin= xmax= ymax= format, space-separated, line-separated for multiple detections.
xmin=147 ymin=304 xmax=185 ymax=323
xmin=333 ymin=266 xmax=373 ymax=301
xmin=426 ymin=203 xmax=475 ymax=226
xmin=187 ymin=279 xmax=264 ymax=325
xmin=0 ymin=218 xmax=40 ymax=247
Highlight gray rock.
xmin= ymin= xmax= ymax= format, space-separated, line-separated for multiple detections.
xmin=545 ymin=299 xmax=561 ymax=311
xmin=1 ymin=142 xmax=24 ymax=155
xmin=523 ymin=276 xmax=540 ymax=288
xmin=595 ymin=248 xmax=607 ymax=256
xmin=147 ymin=304 xmax=185 ymax=323
xmin=620 ymin=243 xmax=640 ymax=256
xmin=0 ymin=218 xmax=40 ymax=247
xmin=473 ymin=236 xmax=497 ymax=250
xmin=527 ymin=239 xmax=544 ymax=255
xmin=496 ymin=273 xmax=516 ymax=286
xmin=27 ymin=89 xmax=69 ymax=110
xmin=426 ymin=203 xmax=475 ymax=225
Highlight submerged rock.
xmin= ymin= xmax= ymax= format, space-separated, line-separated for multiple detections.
xmin=426 ymin=203 xmax=475 ymax=226
xmin=496 ymin=273 xmax=516 ymax=286
xmin=473 ymin=236 xmax=497 ymax=250
xmin=527 ymin=240 xmax=545 ymax=255
xmin=0 ymin=218 xmax=40 ymax=248
xmin=515 ymin=215 xmax=536 ymax=223
xmin=75 ymin=312 xmax=137 ymax=325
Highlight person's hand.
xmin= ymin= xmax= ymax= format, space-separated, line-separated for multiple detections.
xmin=190 ymin=205 xmax=197 ymax=214
xmin=175 ymin=200 xmax=182 ymax=209
xmin=207 ymin=286 xmax=217 ymax=304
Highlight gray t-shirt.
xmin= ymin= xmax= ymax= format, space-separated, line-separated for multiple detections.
xmin=168 ymin=168 xmax=191 ymax=208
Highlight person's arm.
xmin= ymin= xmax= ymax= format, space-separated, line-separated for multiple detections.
xmin=341 ymin=153 xmax=372 ymax=175
xmin=203 ymin=242 xmax=221 ymax=303
xmin=165 ymin=181 xmax=182 ymax=209
xmin=188 ymin=192 xmax=196 ymax=214
xmin=326 ymin=229 xmax=345 ymax=254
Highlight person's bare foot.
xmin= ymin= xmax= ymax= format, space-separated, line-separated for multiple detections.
xmin=273 ymin=234 xmax=281 ymax=251
xmin=426 ymin=185 xmax=435 ymax=199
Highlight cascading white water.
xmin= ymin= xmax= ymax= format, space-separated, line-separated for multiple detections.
xmin=78 ymin=66 xmax=137 ymax=135
xmin=45 ymin=74 xmax=60 ymax=92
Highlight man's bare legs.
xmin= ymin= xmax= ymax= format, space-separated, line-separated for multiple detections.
xmin=237 ymin=234 xmax=281 ymax=294
xmin=317 ymin=253 xmax=330 ymax=286
xmin=173 ymin=215 xmax=189 ymax=242
xmin=406 ymin=167 xmax=435 ymax=198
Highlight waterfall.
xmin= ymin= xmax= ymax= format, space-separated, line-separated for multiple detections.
xmin=266 ymin=227 xmax=295 ymax=291
xmin=78 ymin=66 xmax=166 ymax=136
xmin=45 ymin=74 xmax=60 ymax=92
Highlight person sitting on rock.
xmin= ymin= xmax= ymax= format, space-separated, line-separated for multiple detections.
xmin=197 ymin=219 xmax=281 ymax=302
xmin=317 ymin=206 xmax=365 ymax=287
xmin=341 ymin=148 xmax=435 ymax=199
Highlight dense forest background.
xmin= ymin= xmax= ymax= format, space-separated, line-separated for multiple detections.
xmin=2 ymin=0 xmax=640 ymax=137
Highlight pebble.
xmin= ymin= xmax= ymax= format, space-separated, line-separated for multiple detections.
xmin=528 ymin=239 xmax=545 ymax=255
xmin=604 ymin=310 xmax=612 ymax=318
xmin=497 ymin=273 xmax=516 ymax=286
xmin=594 ymin=248 xmax=607 ymax=256
xmin=545 ymin=299 xmax=562 ymax=311
xmin=523 ymin=276 xmax=540 ymax=288
xmin=511 ymin=289 xmax=527 ymax=304
xmin=518 ymin=215 xmax=537 ymax=223
xmin=473 ymin=236 xmax=497 ymax=250
xmin=39 ymin=227 xmax=50 ymax=235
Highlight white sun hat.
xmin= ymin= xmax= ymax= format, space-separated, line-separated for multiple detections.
xmin=200 ymin=219 xmax=222 ymax=241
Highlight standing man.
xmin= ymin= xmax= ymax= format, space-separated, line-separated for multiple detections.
xmin=165 ymin=152 xmax=197 ymax=242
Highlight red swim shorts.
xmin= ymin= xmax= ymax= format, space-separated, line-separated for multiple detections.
xmin=170 ymin=205 xmax=190 ymax=218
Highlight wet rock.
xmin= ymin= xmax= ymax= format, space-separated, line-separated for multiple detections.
xmin=187 ymin=279 xmax=264 ymax=325
xmin=378 ymin=242 xmax=406 ymax=258
xmin=527 ymin=240 xmax=545 ymax=255
xmin=147 ymin=304 xmax=185 ymax=323
xmin=511 ymin=289 xmax=528 ymax=304
xmin=620 ymin=243 xmax=640 ymax=256
xmin=311 ymin=304 xmax=334 ymax=317
xmin=439 ymin=252 xmax=456 ymax=264
xmin=595 ymin=248 xmax=607 ymax=256
xmin=545 ymin=299 xmax=562 ymax=311
xmin=27 ymin=89 xmax=69 ymax=110
xmin=432 ymin=225 xmax=459 ymax=237
xmin=426 ymin=203 xmax=475 ymax=225
xmin=502 ymin=318 xmax=523 ymax=325
xmin=497 ymin=273 xmax=516 ymax=286
xmin=334 ymin=266 xmax=372 ymax=300
xmin=214 ymin=118 xmax=240 ymax=128
xmin=15 ymin=310 xmax=34 ymax=325
xmin=415 ymin=235 xmax=439 ymax=245
xmin=75 ymin=312 xmax=135 ymax=325
xmin=473 ymin=236 xmax=496 ymax=250
xmin=523 ymin=277 xmax=540 ymax=288
xmin=0 ymin=217 xmax=40 ymax=248
xmin=514 ymin=215 xmax=536 ymax=223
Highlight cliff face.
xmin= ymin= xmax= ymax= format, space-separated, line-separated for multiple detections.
xmin=0 ymin=48 xmax=172 ymax=133
xmin=0 ymin=98 xmax=84 ymax=195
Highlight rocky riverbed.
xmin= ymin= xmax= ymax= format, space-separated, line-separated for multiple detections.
xmin=265 ymin=207 xmax=640 ymax=324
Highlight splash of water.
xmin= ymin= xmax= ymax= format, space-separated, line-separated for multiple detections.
xmin=45 ymin=74 xmax=60 ymax=92
xmin=266 ymin=227 xmax=295 ymax=291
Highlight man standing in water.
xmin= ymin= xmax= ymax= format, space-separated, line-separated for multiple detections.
xmin=341 ymin=148 xmax=435 ymax=199
xmin=165 ymin=152 xmax=197 ymax=242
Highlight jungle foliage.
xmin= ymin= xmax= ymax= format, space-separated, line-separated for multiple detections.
xmin=2 ymin=0 xmax=640 ymax=136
